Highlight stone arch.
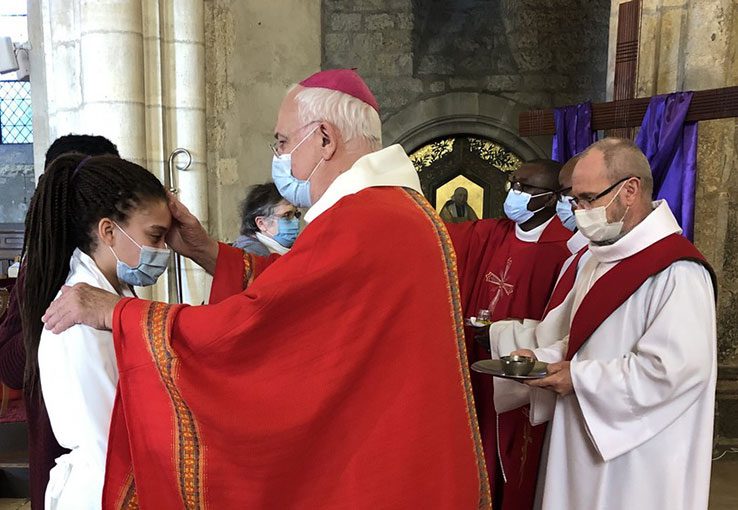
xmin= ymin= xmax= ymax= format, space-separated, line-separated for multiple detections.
xmin=381 ymin=92 xmax=550 ymax=159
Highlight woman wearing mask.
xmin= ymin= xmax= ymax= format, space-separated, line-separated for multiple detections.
xmin=233 ymin=183 xmax=300 ymax=256
xmin=21 ymin=154 xmax=171 ymax=509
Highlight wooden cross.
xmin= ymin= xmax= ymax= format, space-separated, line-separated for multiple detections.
xmin=610 ymin=0 xmax=640 ymax=139
xmin=518 ymin=0 xmax=738 ymax=138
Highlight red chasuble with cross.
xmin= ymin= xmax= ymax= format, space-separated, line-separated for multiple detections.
xmin=446 ymin=217 xmax=572 ymax=507
xmin=102 ymin=187 xmax=490 ymax=510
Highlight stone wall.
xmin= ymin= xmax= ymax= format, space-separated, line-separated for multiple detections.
xmin=0 ymin=145 xmax=33 ymax=224
xmin=611 ymin=0 xmax=738 ymax=449
xmin=204 ymin=0 xmax=321 ymax=243
xmin=322 ymin=0 xmax=611 ymax=144
xmin=617 ymin=0 xmax=738 ymax=365
xmin=28 ymin=0 xmax=210 ymax=304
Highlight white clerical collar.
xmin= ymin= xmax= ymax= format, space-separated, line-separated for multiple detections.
xmin=567 ymin=230 xmax=589 ymax=254
xmin=304 ymin=144 xmax=423 ymax=223
xmin=255 ymin=232 xmax=290 ymax=255
xmin=588 ymin=200 xmax=682 ymax=263
xmin=515 ymin=216 xmax=554 ymax=243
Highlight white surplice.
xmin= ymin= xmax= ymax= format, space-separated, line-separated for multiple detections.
xmin=304 ymin=144 xmax=422 ymax=224
xmin=38 ymin=249 xmax=133 ymax=510
xmin=529 ymin=201 xmax=716 ymax=510
xmin=489 ymin=230 xmax=591 ymax=417
xmin=487 ymin=229 xmax=592 ymax=509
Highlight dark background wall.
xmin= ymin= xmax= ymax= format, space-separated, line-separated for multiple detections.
xmin=322 ymin=0 xmax=611 ymax=125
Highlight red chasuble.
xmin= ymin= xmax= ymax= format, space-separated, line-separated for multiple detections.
xmin=446 ymin=217 xmax=572 ymax=508
xmin=103 ymin=188 xmax=490 ymax=510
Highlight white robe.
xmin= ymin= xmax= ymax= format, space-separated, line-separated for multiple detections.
xmin=38 ymin=249 xmax=133 ymax=510
xmin=489 ymin=230 xmax=591 ymax=419
xmin=304 ymin=144 xmax=423 ymax=223
xmin=531 ymin=201 xmax=716 ymax=510
xmin=488 ymin=230 xmax=591 ymax=507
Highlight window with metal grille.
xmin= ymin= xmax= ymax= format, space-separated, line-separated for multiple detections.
xmin=0 ymin=80 xmax=32 ymax=144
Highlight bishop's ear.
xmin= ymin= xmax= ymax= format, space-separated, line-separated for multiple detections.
xmin=318 ymin=122 xmax=338 ymax=161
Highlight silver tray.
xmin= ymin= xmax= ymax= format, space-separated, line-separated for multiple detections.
xmin=471 ymin=359 xmax=549 ymax=380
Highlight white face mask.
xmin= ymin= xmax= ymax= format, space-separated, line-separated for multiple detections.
xmin=574 ymin=182 xmax=630 ymax=243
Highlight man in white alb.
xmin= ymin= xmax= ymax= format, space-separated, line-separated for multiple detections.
xmin=517 ymin=138 xmax=717 ymax=510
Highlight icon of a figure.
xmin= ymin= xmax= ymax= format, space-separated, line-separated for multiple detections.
xmin=440 ymin=187 xmax=479 ymax=223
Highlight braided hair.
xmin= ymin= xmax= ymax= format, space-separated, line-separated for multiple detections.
xmin=20 ymin=154 xmax=166 ymax=398
xmin=44 ymin=134 xmax=119 ymax=169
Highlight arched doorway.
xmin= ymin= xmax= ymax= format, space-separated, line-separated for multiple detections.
xmin=409 ymin=135 xmax=523 ymax=219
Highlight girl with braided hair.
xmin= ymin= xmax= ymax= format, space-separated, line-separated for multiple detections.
xmin=20 ymin=154 xmax=171 ymax=510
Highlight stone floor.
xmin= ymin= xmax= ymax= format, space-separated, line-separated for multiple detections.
xmin=0 ymin=500 xmax=27 ymax=510
xmin=709 ymin=459 xmax=738 ymax=509
xmin=0 ymin=460 xmax=734 ymax=509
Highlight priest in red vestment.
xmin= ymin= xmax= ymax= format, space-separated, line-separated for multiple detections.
xmin=42 ymin=69 xmax=490 ymax=509
xmin=485 ymin=154 xmax=590 ymax=510
xmin=445 ymin=159 xmax=572 ymax=509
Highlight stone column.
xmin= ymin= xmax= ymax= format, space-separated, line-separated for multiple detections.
xmin=204 ymin=0 xmax=321 ymax=242
xmin=27 ymin=0 xmax=49 ymax=177
xmin=29 ymin=0 xmax=209 ymax=304
xmin=153 ymin=0 xmax=210 ymax=304
xmin=31 ymin=0 xmax=148 ymax=167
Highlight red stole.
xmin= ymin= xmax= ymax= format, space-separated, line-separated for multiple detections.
xmin=542 ymin=248 xmax=588 ymax=317
xmin=446 ymin=217 xmax=572 ymax=507
xmin=499 ymin=234 xmax=715 ymax=510
xmin=566 ymin=233 xmax=716 ymax=360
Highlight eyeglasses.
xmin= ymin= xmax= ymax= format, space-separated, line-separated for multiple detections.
xmin=557 ymin=186 xmax=573 ymax=197
xmin=270 ymin=121 xmax=321 ymax=157
xmin=570 ymin=176 xmax=637 ymax=208
xmin=271 ymin=210 xmax=301 ymax=221
xmin=505 ymin=178 xmax=557 ymax=197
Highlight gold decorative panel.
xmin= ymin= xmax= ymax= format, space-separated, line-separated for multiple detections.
xmin=409 ymin=138 xmax=455 ymax=172
xmin=435 ymin=175 xmax=483 ymax=219
xmin=409 ymin=135 xmax=524 ymax=219
xmin=467 ymin=137 xmax=522 ymax=173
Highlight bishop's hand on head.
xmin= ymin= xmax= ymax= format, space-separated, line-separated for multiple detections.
xmin=165 ymin=192 xmax=219 ymax=275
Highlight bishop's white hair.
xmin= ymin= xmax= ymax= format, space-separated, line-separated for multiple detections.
xmin=290 ymin=85 xmax=383 ymax=151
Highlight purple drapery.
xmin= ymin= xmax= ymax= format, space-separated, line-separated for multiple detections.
xmin=635 ymin=92 xmax=698 ymax=240
xmin=552 ymin=102 xmax=597 ymax=163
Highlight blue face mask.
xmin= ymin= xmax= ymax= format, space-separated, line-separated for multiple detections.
xmin=271 ymin=125 xmax=323 ymax=208
xmin=109 ymin=223 xmax=170 ymax=287
xmin=503 ymin=189 xmax=549 ymax=224
xmin=556 ymin=196 xmax=577 ymax=231
xmin=272 ymin=217 xmax=300 ymax=248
